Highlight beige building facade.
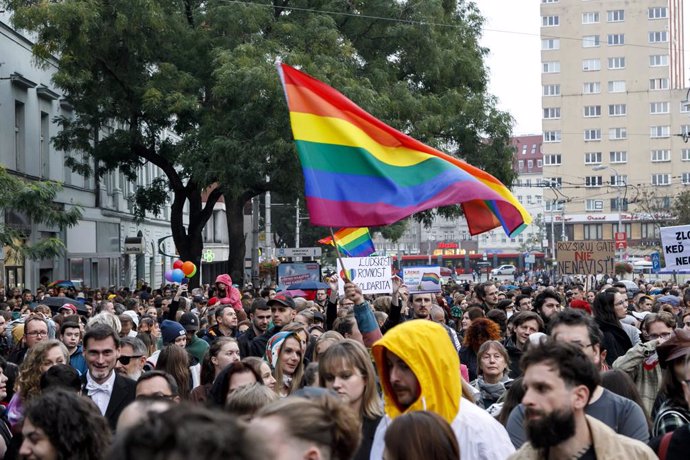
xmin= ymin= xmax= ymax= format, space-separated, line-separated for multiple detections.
xmin=541 ymin=0 xmax=687 ymax=253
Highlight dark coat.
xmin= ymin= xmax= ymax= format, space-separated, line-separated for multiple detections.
xmin=83 ymin=373 xmax=136 ymax=431
xmin=597 ymin=320 xmax=633 ymax=367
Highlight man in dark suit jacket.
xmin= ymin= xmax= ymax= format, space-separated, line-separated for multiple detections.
xmin=82 ymin=324 xmax=136 ymax=430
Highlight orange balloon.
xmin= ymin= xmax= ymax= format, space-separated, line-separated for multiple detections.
xmin=182 ymin=261 xmax=195 ymax=275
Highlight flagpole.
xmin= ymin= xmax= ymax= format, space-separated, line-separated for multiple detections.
xmin=330 ymin=227 xmax=350 ymax=282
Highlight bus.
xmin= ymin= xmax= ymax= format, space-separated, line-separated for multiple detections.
xmin=391 ymin=252 xmax=547 ymax=275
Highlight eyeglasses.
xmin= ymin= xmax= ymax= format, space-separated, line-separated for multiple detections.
xmin=118 ymin=355 xmax=143 ymax=365
xmin=648 ymin=332 xmax=673 ymax=341
xmin=26 ymin=331 xmax=48 ymax=337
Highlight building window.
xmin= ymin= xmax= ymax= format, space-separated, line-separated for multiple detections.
xmin=610 ymin=175 xmax=627 ymax=186
xmin=544 ymin=154 xmax=562 ymax=165
xmin=543 ymin=107 xmax=561 ymax=119
xmin=582 ymin=12 xmax=599 ymax=24
xmin=649 ymin=55 xmax=669 ymax=67
xmin=584 ymin=152 xmax=602 ymax=164
xmin=584 ymin=129 xmax=601 ymax=141
xmin=518 ymin=160 xmax=524 ymax=170
xmin=608 ymin=80 xmax=626 ymax=93
xmin=682 ymin=149 xmax=690 ymax=161
xmin=583 ymin=82 xmax=600 ymax=94
xmin=586 ymin=200 xmax=603 ymax=212
xmin=607 ymin=34 xmax=624 ymax=46
xmin=610 ymin=151 xmax=628 ymax=163
xmin=611 ymin=199 xmax=629 ymax=212
xmin=607 ymin=57 xmax=625 ymax=69
xmin=543 ymin=178 xmax=562 ymax=189
xmin=607 ymin=10 xmax=624 ymax=22
xmin=641 ymin=223 xmax=658 ymax=239
xmin=543 ymin=84 xmax=561 ymax=96
xmin=609 ymin=128 xmax=627 ymax=140
xmin=545 ymin=200 xmax=564 ymax=211
xmin=583 ymin=105 xmax=601 ymax=117
xmin=582 ymin=35 xmax=600 ymax=47
xmin=649 ymin=7 xmax=668 ymax=19
xmin=608 ymin=104 xmax=626 ymax=116
xmin=543 ymin=61 xmax=560 ymax=73
xmin=651 ymin=149 xmax=671 ymax=162
xmin=683 ymin=173 xmax=690 ymax=185
xmin=537 ymin=159 xmax=543 ymax=167
xmin=527 ymin=160 xmax=534 ymax=169
xmin=583 ymin=59 xmax=601 ymax=71
xmin=650 ymin=102 xmax=670 ymax=114
xmin=583 ymin=224 xmax=603 ymax=240
xmin=544 ymin=131 xmax=561 ymax=142
xmin=650 ymin=78 xmax=670 ymax=90
xmin=585 ymin=176 xmax=603 ymax=187
xmin=681 ymin=102 xmax=690 ymax=113
xmin=542 ymin=15 xmax=559 ymax=26
xmin=542 ymin=38 xmax=560 ymax=50
xmin=651 ymin=174 xmax=671 ymax=186
xmin=15 ymin=101 xmax=25 ymax=173
xmin=650 ymin=126 xmax=670 ymax=138
xmin=649 ymin=31 xmax=668 ymax=43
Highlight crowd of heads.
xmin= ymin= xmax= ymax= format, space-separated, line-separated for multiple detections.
xmin=0 ymin=271 xmax=689 ymax=459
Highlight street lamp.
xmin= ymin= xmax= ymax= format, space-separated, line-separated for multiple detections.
xmin=592 ymin=164 xmax=625 ymax=261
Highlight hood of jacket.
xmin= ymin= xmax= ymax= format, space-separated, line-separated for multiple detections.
xmin=372 ymin=319 xmax=461 ymax=424
xmin=215 ymin=274 xmax=241 ymax=309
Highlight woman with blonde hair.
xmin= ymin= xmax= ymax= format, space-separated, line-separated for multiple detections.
xmin=312 ymin=330 xmax=344 ymax=363
xmin=7 ymin=339 xmax=69 ymax=427
xmin=265 ymin=331 xmax=305 ymax=397
xmin=318 ymin=339 xmax=383 ymax=460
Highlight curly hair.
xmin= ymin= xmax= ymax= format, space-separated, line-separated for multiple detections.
xmin=25 ymin=389 xmax=111 ymax=460
xmin=462 ymin=318 xmax=502 ymax=352
xmin=17 ymin=340 xmax=69 ymax=401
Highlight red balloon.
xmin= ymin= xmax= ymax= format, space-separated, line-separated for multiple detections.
xmin=182 ymin=261 xmax=195 ymax=276
xmin=173 ymin=260 xmax=184 ymax=269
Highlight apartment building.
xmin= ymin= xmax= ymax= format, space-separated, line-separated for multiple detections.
xmin=540 ymin=0 xmax=687 ymax=252
xmin=0 ymin=13 xmax=180 ymax=290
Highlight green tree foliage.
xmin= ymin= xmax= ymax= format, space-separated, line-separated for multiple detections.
xmin=0 ymin=167 xmax=82 ymax=260
xmin=374 ymin=220 xmax=409 ymax=243
xmin=6 ymin=0 xmax=514 ymax=283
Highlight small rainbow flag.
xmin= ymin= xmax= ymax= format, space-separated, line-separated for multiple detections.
xmin=277 ymin=63 xmax=531 ymax=236
xmin=421 ymin=273 xmax=441 ymax=284
xmin=318 ymin=227 xmax=376 ymax=257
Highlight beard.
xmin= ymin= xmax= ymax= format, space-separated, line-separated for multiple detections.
xmin=524 ymin=407 xmax=576 ymax=449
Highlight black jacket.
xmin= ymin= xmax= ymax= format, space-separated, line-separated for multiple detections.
xmin=82 ymin=373 xmax=136 ymax=431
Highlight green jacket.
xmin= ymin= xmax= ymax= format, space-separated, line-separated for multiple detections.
xmin=186 ymin=334 xmax=209 ymax=362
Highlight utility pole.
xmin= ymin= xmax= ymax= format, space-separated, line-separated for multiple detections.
xmin=251 ymin=196 xmax=260 ymax=287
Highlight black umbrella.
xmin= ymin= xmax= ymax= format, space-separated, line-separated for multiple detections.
xmin=40 ymin=297 xmax=88 ymax=315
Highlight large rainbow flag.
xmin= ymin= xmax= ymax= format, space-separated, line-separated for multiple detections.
xmin=277 ymin=63 xmax=531 ymax=236
xmin=318 ymin=227 xmax=376 ymax=257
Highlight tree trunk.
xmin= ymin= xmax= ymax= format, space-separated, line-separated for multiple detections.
xmin=169 ymin=186 xmax=221 ymax=289
xmin=225 ymin=196 xmax=248 ymax=286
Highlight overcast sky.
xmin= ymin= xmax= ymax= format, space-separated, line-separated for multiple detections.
xmin=478 ymin=0 xmax=690 ymax=136
xmin=479 ymin=0 xmax=542 ymax=135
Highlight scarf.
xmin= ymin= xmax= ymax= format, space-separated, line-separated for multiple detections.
xmin=476 ymin=375 xmax=511 ymax=404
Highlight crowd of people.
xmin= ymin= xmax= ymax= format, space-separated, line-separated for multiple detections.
xmin=0 ymin=272 xmax=689 ymax=459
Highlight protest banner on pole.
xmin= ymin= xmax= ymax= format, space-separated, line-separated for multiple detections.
xmin=556 ymin=241 xmax=615 ymax=275
xmin=660 ymin=224 xmax=690 ymax=271
xmin=337 ymin=256 xmax=392 ymax=295
xmin=402 ymin=266 xmax=442 ymax=293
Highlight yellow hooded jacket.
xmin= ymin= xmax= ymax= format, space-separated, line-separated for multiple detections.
xmin=372 ymin=319 xmax=461 ymax=424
